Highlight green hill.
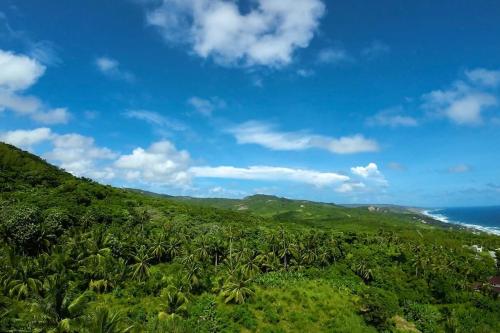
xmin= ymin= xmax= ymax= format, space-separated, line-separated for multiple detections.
xmin=1 ymin=142 xmax=499 ymax=333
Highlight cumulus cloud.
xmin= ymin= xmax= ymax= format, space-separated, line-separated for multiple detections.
xmin=422 ymin=68 xmax=499 ymax=125
xmin=95 ymin=56 xmax=134 ymax=82
xmin=45 ymin=133 xmax=117 ymax=179
xmin=366 ymin=106 xmax=418 ymax=127
xmin=0 ymin=127 xmax=53 ymax=149
xmin=0 ymin=127 xmax=116 ymax=180
xmin=0 ymin=49 xmax=70 ymax=123
xmin=1 ymin=127 xmax=390 ymax=195
xmin=115 ymin=141 xmax=192 ymax=187
xmin=351 ymin=162 xmax=388 ymax=186
xmin=190 ymin=165 xmax=349 ymax=187
xmin=0 ymin=49 xmax=45 ymax=90
xmin=146 ymin=0 xmax=325 ymax=67
xmin=228 ymin=121 xmax=379 ymax=154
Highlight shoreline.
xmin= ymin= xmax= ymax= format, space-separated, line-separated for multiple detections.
xmin=420 ymin=209 xmax=500 ymax=236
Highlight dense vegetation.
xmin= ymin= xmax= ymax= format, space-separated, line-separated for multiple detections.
xmin=1 ymin=142 xmax=499 ymax=332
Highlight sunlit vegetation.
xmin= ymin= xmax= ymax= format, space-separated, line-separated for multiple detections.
xmin=1 ymin=142 xmax=499 ymax=332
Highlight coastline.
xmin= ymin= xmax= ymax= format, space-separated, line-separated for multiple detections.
xmin=420 ymin=209 xmax=500 ymax=236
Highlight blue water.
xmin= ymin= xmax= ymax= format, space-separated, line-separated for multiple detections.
xmin=424 ymin=206 xmax=500 ymax=235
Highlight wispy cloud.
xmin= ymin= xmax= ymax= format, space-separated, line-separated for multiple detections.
xmin=95 ymin=56 xmax=134 ymax=82
xmin=317 ymin=47 xmax=352 ymax=64
xmin=228 ymin=121 xmax=379 ymax=154
xmin=145 ymin=0 xmax=325 ymax=67
xmin=366 ymin=106 xmax=418 ymax=127
xmin=447 ymin=164 xmax=472 ymax=174
xmin=123 ymin=110 xmax=187 ymax=132
xmin=188 ymin=96 xmax=225 ymax=117
xmin=361 ymin=40 xmax=390 ymax=59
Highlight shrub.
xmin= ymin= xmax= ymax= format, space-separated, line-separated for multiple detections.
xmin=0 ymin=205 xmax=42 ymax=253
xmin=359 ymin=287 xmax=399 ymax=329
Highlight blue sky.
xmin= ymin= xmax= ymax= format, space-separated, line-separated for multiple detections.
xmin=1 ymin=0 xmax=499 ymax=207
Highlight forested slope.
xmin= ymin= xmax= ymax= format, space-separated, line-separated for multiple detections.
xmin=1 ymin=142 xmax=499 ymax=332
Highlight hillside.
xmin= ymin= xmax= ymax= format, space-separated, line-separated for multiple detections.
xmin=1 ymin=142 xmax=500 ymax=332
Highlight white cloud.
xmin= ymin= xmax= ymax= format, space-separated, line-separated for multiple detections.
xmin=188 ymin=96 xmax=225 ymax=116
xmin=447 ymin=164 xmax=471 ymax=174
xmin=0 ymin=49 xmax=70 ymax=124
xmin=228 ymin=121 xmax=379 ymax=154
xmin=0 ymin=127 xmax=53 ymax=149
xmin=28 ymin=40 xmax=61 ymax=66
xmin=361 ymin=40 xmax=390 ymax=59
xmin=31 ymin=107 xmax=70 ymax=124
xmin=45 ymin=133 xmax=117 ymax=179
xmin=0 ymin=90 xmax=41 ymax=114
xmin=95 ymin=56 xmax=134 ymax=82
xmin=146 ymin=0 xmax=325 ymax=67
xmin=335 ymin=182 xmax=366 ymax=193
xmin=190 ymin=165 xmax=349 ymax=187
xmin=387 ymin=162 xmax=406 ymax=171
xmin=0 ymin=127 xmax=115 ymax=180
xmin=0 ymin=49 xmax=45 ymax=91
xmin=115 ymin=141 xmax=191 ymax=187
xmin=351 ymin=163 xmax=380 ymax=178
xmin=1 ymin=127 xmax=389 ymax=195
xmin=351 ymin=162 xmax=388 ymax=186
xmin=317 ymin=47 xmax=351 ymax=64
xmin=296 ymin=69 xmax=315 ymax=77
xmin=367 ymin=106 xmax=418 ymax=127
xmin=465 ymin=68 xmax=500 ymax=88
xmin=124 ymin=110 xmax=187 ymax=131
xmin=422 ymin=69 xmax=499 ymax=125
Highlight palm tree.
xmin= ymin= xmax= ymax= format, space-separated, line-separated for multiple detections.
xmin=279 ymin=228 xmax=293 ymax=270
xmin=149 ymin=234 xmax=168 ymax=263
xmin=220 ymin=271 xmax=254 ymax=304
xmin=181 ymin=254 xmax=202 ymax=292
xmin=256 ymin=252 xmax=280 ymax=272
xmin=194 ymin=235 xmax=211 ymax=263
xmin=166 ymin=238 xmax=182 ymax=262
xmin=130 ymin=246 xmax=152 ymax=282
xmin=159 ymin=285 xmax=188 ymax=319
xmin=240 ymin=250 xmax=260 ymax=278
xmin=83 ymin=307 xmax=133 ymax=333
xmin=352 ymin=261 xmax=374 ymax=282
xmin=136 ymin=208 xmax=151 ymax=233
xmin=28 ymin=275 xmax=94 ymax=332
xmin=209 ymin=237 xmax=225 ymax=269
xmin=7 ymin=260 xmax=43 ymax=299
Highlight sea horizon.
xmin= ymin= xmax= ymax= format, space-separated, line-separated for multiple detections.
xmin=422 ymin=206 xmax=500 ymax=235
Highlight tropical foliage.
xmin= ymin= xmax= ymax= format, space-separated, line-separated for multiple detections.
xmin=1 ymin=142 xmax=499 ymax=332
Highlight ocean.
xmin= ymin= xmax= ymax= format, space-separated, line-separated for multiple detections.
xmin=423 ymin=206 xmax=500 ymax=235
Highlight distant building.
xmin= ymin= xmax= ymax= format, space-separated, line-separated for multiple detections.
xmin=472 ymin=276 xmax=500 ymax=294
xmin=471 ymin=245 xmax=483 ymax=253
xmin=489 ymin=276 xmax=500 ymax=294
